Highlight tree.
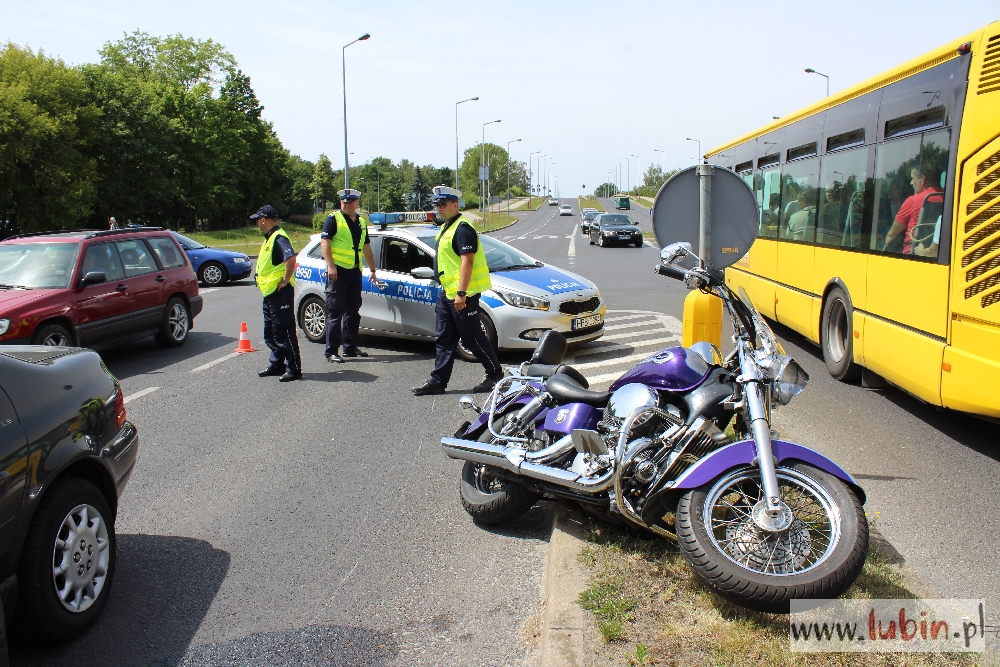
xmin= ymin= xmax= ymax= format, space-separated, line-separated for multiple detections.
xmin=310 ymin=153 xmax=337 ymax=211
xmin=594 ymin=182 xmax=616 ymax=198
xmin=406 ymin=167 xmax=432 ymax=211
xmin=283 ymin=154 xmax=315 ymax=216
xmin=0 ymin=44 xmax=99 ymax=235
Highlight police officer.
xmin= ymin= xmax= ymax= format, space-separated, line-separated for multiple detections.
xmin=413 ymin=186 xmax=502 ymax=396
xmin=321 ymin=189 xmax=378 ymax=363
xmin=253 ymin=205 xmax=302 ymax=382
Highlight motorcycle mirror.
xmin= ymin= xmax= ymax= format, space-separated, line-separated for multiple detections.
xmin=659 ymin=242 xmax=692 ymax=265
xmin=651 ymin=165 xmax=759 ymax=272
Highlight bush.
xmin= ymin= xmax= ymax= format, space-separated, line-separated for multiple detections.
xmin=312 ymin=211 xmax=329 ymax=230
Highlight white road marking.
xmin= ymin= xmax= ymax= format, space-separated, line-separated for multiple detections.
xmin=573 ymin=349 xmax=668 ymax=371
xmin=191 ymin=352 xmax=239 ymax=372
xmin=568 ymin=233 xmax=576 ymax=258
xmin=124 ymin=386 xmax=160 ymax=403
xmin=603 ymin=313 xmax=654 ymax=323
xmin=603 ymin=320 xmax=660 ymax=332
xmin=200 ymin=288 xmax=220 ymax=294
xmin=574 ymin=335 xmax=681 ymax=358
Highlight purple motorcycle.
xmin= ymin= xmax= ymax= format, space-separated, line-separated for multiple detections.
xmin=442 ymin=241 xmax=869 ymax=613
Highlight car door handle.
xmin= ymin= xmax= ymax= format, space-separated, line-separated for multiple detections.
xmin=115 ymin=284 xmax=128 ymax=292
xmin=155 ymin=275 xmax=165 ymax=282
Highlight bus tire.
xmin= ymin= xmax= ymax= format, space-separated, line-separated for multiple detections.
xmin=821 ymin=287 xmax=861 ymax=382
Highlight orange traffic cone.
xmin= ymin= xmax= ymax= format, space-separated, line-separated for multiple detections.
xmin=234 ymin=322 xmax=258 ymax=353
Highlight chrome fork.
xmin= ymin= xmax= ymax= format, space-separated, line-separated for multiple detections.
xmin=738 ymin=340 xmax=783 ymax=519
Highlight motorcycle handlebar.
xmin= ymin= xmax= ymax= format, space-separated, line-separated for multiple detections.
xmin=655 ymin=263 xmax=688 ymax=281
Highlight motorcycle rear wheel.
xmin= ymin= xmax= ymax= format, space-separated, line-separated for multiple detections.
xmin=459 ymin=418 xmax=540 ymax=525
xmin=675 ymin=462 xmax=868 ymax=613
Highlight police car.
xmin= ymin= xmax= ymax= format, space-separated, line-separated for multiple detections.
xmin=293 ymin=212 xmax=605 ymax=360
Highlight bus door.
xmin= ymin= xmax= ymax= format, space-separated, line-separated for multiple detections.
xmin=864 ymin=129 xmax=952 ymax=404
xmin=737 ymin=168 xmax=781 ymax=319
xmin=775 ymin=158 xmax=820 ymax=340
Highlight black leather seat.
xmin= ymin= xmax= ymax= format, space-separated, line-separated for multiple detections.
xmin=545 ymin=373 xmax=610 ymax=406
xmin=525 ymin=363 xmax=589 ymax=388
xmin=530 ymin=330 xmax=567 ymax=365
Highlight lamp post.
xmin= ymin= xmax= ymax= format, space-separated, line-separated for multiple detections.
xmin=528 ymin=151 xmax=540 ymax=207
xmin=455 ymin=97 xmax=479 ymax=190
xmin=481 ymin=119 xmax=500 ymax=217
xmin=506 ymin=138 xmax=521 ymax=215
xmin=685 ymin=137 xmax=701 ymax=164
xmin=652 ymin=148 xmax=665 ymax=172
xmin=632 ymin=154 xmax=639 ymax=194
xmin=804 ymin=68 xmax=830 ymax=97
xmin=342 ymin=32 xmax=370 ymax=189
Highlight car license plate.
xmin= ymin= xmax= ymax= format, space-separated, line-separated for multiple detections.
xmin=572 ymin=313 xmax=603 ymax=330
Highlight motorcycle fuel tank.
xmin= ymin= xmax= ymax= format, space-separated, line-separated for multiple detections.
xmin=541 ymin=402 xmax=601 ymax=435
xmin=609 ymin=346 xmax=711 ymax=393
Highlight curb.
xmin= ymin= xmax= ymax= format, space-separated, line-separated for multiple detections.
xmin=540 ymin=503 xmax=590 ymax=667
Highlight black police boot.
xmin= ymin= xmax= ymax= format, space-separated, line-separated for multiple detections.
xmin=259 ymin=366 xmax=284 ymax=377
xmin=279 ymin=370 xmax=302 ymax=382
xmin=472 ymin=373 xmax=503 ymax=393
xmin=327 ymin=354 xmax=345 ymax=364
xmin=342 ymin=348 xmax=368 ymax=358
xmin=412 ymin=380 xmax=445 ymax=396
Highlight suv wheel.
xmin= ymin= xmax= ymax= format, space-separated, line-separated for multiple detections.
xmin=17 ymin=477 xmax=116 ymax=643
xmin=32 ymin=323 xmax=73 ymax=346
xmin=155 ymin=297 xmax=190 ymax=347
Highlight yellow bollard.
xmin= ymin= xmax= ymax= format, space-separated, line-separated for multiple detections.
xmin=682 ymin=289 xmax=723 ymax=348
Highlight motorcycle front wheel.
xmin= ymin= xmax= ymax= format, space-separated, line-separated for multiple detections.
xmin=675 ymin=462 xmax=868 ymax=613
xmin=459 ymin=415 xmax=540 ymax=525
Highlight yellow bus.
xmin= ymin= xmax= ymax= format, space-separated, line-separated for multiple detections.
xmin=709 ymin=21 xmax=1000 ymax=418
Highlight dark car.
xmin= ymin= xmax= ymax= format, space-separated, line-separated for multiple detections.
xmin=171 ymin=232 xmax=252 ymax=287
xmin=580 ymin=210 xmax=599 ymax=234
xmin=588 ymin=214 xmax=643 ymax=247
xmin=0 ymin=345 xmax=138 ymax=647
xmin=0 ymin=228 xmax=202 ymax=349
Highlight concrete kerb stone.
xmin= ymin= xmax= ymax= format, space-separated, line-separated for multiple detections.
xmin=540 ymin=503 xmax=589 ymax=667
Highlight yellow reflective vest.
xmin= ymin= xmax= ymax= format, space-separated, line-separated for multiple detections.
xmin=256 ymin=227 xmax=295 ymax=297
xmin=436 ymin=216 xmax=490 ymax=298
xmin=328 ymin=211 xmax=368 ymax=269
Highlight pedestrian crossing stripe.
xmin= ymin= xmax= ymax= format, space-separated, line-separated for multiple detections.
xmin=568 ymin=310 xmax=685 ymax=387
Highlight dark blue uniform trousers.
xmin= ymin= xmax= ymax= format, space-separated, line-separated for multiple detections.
xmin=262 ymin=285 xmax=301 ymax=373
xmin=430 ymin=291 xmax=501 ymax=387
xmin=325 ymin=268 xmax=363 ymax=357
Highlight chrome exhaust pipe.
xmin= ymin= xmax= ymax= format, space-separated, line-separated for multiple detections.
xmin=525 ymin=434 xmax=575 ymax=463
xmin=442 ymin=437 xmax=613 ymax=493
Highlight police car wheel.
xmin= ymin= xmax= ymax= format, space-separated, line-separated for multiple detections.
xmin=299 ymin=296 xmax=327 ymax=344
xmin=456 ymin=313 xmax=497 ymax=362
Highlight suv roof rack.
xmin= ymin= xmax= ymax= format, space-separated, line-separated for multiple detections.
xmin=4 ymin=227 xmax=165 ymax=241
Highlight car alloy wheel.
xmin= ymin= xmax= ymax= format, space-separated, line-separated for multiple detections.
xmin=168 ymin=302 xmax=189 ymax=340
xmin=301 ymin=296 xmax=327 ymax=343
xmin=42 ymin=330 xmax=71 ymax=346
xmin=200 ymin=262 xmax=226 ymax=286
xmin=51 ymin=503 xmax=111 ymax=613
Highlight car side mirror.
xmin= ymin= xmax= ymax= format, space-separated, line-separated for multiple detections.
xmin=410 ymin=267 xmax=436 ymax=280
xmin=81 ymin=271 xmax=107 ymax=286
xmin=180 ymin=244 xmax=190 ymax=250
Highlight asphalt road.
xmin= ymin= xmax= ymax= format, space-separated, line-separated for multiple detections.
xmin=11 ymin=199 xmax=1000 ymax=664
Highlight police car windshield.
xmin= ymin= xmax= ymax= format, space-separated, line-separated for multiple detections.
xmin=480 ymin=236 xmax=541 ymax=272
xmin=172 ymin=232 xmax=205 ymax=250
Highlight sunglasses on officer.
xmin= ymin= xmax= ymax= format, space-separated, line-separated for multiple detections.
xmin=433 ymin=200 xmax=452 ymax=208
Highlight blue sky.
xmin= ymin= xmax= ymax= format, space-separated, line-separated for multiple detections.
xmin=3 ymin=1 xmax=995 ymax=198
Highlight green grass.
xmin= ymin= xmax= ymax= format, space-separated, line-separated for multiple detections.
xmin=579 ymin=196 xmax=605 ymax=212
xmin=474 ymin=212 xmax=517 ymax=233
xmin=530 ymin=197 xmax=549 ymax=210
xmin=577 ymin=519 xmax=978 ymax=666
xmin=185 ymin=222 xmax=317 ymax=257
xmin=634 ymin=196 xmax=654 ymax=209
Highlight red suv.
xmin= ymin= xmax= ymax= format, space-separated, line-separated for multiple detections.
xmin=0 ymin=228 xmax=202 ymax=348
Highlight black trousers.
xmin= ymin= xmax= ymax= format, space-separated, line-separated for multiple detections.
xmin=325 ymin=267 xmax=363 ymax=357
xmin=262 ymin=285 xmax=301 ymax=373
xmin=430 ymin=291 xmax=501 ymax=387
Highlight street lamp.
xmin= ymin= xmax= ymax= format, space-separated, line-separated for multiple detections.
xmin=455 ymin=97 xmax=479 ymax=190
xmin=528 ymin=151 xmax=540 ymax=206
xmin=481 ymin=120 xmax=500 ymax=216
xmin=652 ymin=149 xmax=665 ymax=172
xmin=804 ymin=68 xmax=830 ymax=97
xmin=506 ymin=138 xmax=521 ymax=214
xmin=342 ymin=32 xmax=370 ymax=189
xmin=685 ymin=137 xmax=701 ymax=164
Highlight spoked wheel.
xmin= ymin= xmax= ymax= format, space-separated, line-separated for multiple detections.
xmin=32 ymin=323 xmax=73 ymax=347
xmin=459 ymin=412 xmax=540 ymax=524
xmin=155 ymin=298 xmax=189 ymax=347
xmin=199 ymin=262 xmax=227 ymax=286
xmin=299 ymin=295 xmax=327 ymax=343
xmin=676 ymin=463 xmax=868 ymax=613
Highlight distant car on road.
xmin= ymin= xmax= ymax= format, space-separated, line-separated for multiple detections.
xmin=0 ymin=345 xmax=138 ymax=643
xmin=548 ymin=198 xmax=559 ymax=206
xmin=171 ymin=232 xmax=252 ymax=287
xmin=615 ymin=196 xmax=631 ymax=210
xmin=589 ymin=213 xmax=643 ymax=247
xmin=294 ymin=223 xmax=605 ymax=361
xmin=559 ymin=205 xmax=573 ymax=216
xmin=580 ymin=207 xmax=597 ymax=221
xmin=580 ymin=210 xmax=599 ymax=234
xmin=0 ymin=228 xmax=202 ymax=349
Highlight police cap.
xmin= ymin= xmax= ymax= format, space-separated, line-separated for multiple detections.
xmin=338 ymin=189 xmax=361 ymax=202
xmin=250 ymin=204 xmax=279 ymax=220
xmin=431 ymin=185 xmax=461 ymax=204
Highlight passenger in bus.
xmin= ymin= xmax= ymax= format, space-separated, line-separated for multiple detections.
xmin=785 ymin=191 xmax=815 ymax=241
xmin=882 ymin=165 xmax=942 ymax=254
xmin=782 ymin=188 xmax=802 ymax=225
xmin=762 ymin=193 xmax=781 ymax=234
xmin=912 ymin=215 xmax=941 ymax=258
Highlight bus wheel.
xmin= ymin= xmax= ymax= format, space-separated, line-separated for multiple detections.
xmin=821 ymin=287 xmax=861 ymax=382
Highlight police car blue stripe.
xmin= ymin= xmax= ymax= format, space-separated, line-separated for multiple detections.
xmin=499 ymin=266 xmax=586 ymax=294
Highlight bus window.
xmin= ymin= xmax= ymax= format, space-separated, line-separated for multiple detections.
xmin=755 ymin=169 xmax=781 ymax=238
xmin=871 ymin=129 xmax=950 ymax=259
xmin=779 ymin=159 xmax=819 ymax=242
xmin=816 ymin=147 xmax=869 ymax=249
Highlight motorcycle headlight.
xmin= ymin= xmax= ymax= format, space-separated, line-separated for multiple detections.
xmin=773 ymin=357 xmax=809 ymax=406
xmin=492 ymin=288 xmax=549 ymax=311
xmin=0 ymin=319 xmax=8 ymax=336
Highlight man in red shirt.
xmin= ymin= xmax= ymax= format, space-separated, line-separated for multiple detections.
xmin=883 ymin=166 xmax=942 ymax=254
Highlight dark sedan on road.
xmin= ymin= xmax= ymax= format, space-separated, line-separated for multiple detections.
xmin=588 ymin=213 xmax=643 ymax=247
xmin=580 ymin=210 xmax=599 ymax=234
xmin=171 ymin=232 xmax=252 ymax=287
xmin=0 ymin=346 xmax=138 ymax=650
